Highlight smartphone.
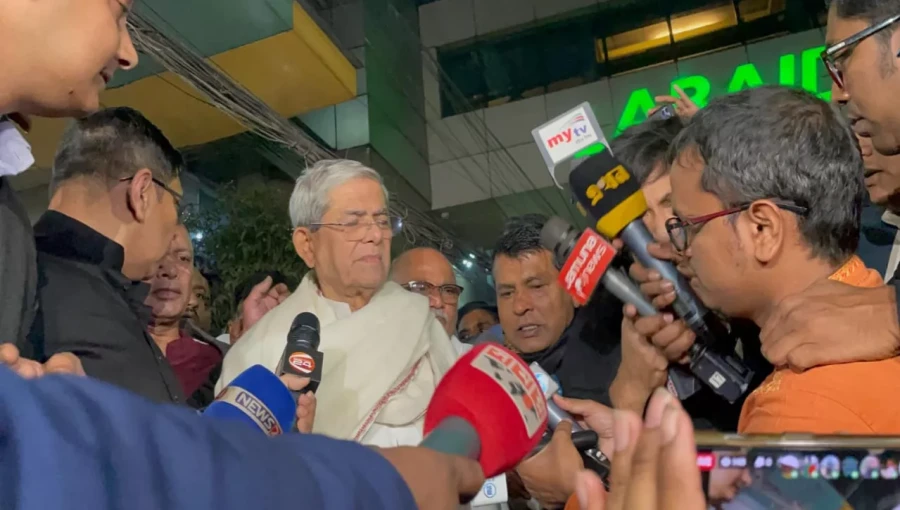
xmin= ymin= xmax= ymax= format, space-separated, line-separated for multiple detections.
xmin=649 ymin=104 xmax=676 ymax=121
xmin=696 ymin=432 xmax=900 ymax=509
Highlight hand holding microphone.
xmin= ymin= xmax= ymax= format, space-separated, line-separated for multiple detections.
xmin=204 ymin=365 xmax=296 ymax=436
xmin=610 ymin=306 xmax=670 ymax=415
xmin=278 ymin=374 xmax=317 ymax=433
xmin=517 ymin=421 xmax=583 ymax=508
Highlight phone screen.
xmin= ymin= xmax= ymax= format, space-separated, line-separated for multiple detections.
xmin=697 ymin=435 xmax=900 ymax=509
xmin=649 ymin=104 xmax=676 ymax=121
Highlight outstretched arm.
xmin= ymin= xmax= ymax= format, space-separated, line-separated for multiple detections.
xmin=0 ymin=366 xmax=417 ymax=510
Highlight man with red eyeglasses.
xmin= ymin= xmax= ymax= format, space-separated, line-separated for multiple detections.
xmin=629 ymin=0 xmax=900 ymax=387
xmin=665 ymin=85 xmax=900 ymax=434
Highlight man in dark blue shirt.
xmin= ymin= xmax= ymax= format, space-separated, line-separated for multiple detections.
xmin=0 ymin=361 xmax=484 ymax=510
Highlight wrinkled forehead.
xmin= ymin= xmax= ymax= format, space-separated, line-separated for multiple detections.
xmin=399 ymin=251 xmax=456 ymax=285
xmin=492 ymin=250 xmax=556 ymax=284
xmin=325 ymin=178 xmax=387 ymax=214
xmin=169 ymin=225 xmax=193 ymax=254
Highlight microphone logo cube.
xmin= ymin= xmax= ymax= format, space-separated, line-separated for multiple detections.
xmin=532 ymin=102 xmax=607 ymax=189
xmin=558 ymin=230 xmax=616 ymax=305
xmin=586 ymin=165 xmax=631 ymax=206
xmin=470 ymin=345 xmax=548 ymax=438
xmin=288 ymin=352 xmax=316 ymax=374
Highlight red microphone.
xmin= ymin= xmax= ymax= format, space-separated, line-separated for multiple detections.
xmin=422 ymin=343 xmax=548 ymax=477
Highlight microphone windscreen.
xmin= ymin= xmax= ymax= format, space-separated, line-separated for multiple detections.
xmin=568 ymin=149 xmax=647 ymax=238
xmin=425 ymin=344 xmax=548 ymax=477
xmin=287 ymin=312 xmax=320 ymax=350
xmin=204 ymin=365 xmax=295 ymax=436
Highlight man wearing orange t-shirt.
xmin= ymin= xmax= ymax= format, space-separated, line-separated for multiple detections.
xmin=664 ymin=85 xmax=900 ymax=435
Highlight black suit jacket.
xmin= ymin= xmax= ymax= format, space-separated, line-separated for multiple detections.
xmin=24 ymin=212 xmax=185 ymax=404
xmin=0 ymin=177 xmax=37 ymax=346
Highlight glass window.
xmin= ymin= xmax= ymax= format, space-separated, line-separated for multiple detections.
xmin=605 ymin=20 xmax=672 ymax=60
xmin=671 ymin=3 xmax=738 ymax=42
xmin=738 ymin=0 xmax=787 ymax=22
xmin=435 ymin=0 xmax=825 ymax=118
xmin=439 ymin=46 xmax=487 ymax=117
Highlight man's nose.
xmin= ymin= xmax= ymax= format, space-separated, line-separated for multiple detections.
xmin=157 ymin=256 xmax=178 ymax=279
xmin=428 ymin=293 xmax=442 ymax=309
xmin=360 ymin=222 xmax=385 ymax=244
xmin=512 ymin=293 xmax=532 ymax=316
xmin=831 ymin=81 xmax=849 ymax=105
xmin=118 ymin=28 xmax=139 ymax=71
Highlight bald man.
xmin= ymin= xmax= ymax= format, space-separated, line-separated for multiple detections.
xmin=391 ymin=248 xmax=471 ymax=356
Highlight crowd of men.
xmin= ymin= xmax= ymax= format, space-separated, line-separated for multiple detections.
xmin=5 ymin=0 xmax=900 ymax=509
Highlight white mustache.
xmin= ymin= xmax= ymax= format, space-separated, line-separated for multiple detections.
xmin=431 ymin=308 xmax=448 ymax=321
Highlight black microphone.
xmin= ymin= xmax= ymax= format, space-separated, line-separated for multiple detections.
xmin=279 ymin=312 xmax=324 ymax=397
xmin=565 ymin=150 xmax=753 ymax=404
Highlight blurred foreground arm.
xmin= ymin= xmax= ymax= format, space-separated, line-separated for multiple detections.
xmin=0 ymin=365 xmax=476 ymax=510
xmin=564 ymin=389 xmax=706 ymax=510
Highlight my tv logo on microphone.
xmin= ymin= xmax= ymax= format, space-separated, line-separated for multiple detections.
xmin=558 ymin=229 xmax=616 ymax=306
xmin=546 ymin=114 xmax=589 ymax=149
xmin=533 ymin=102 xmax=605 ymax=172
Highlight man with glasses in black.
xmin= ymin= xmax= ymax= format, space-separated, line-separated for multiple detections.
xmin=22 ymin=106 xmax=187 ymax=404
xmin=390 ymin=247 xmax=470 ymax=355
xmin=749 ymin=1 xmax=900 ymax=377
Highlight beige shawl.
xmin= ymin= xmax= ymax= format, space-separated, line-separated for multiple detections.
xmin=216 ymin=274 xmax=457 ymax=441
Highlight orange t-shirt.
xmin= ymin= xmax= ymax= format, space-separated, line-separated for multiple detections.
xmin=738 ymin=256 xmax=900 ymax=435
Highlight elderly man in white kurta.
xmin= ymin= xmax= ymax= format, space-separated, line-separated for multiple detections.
xmin=216 ymin=159 xmax=456 ymax=447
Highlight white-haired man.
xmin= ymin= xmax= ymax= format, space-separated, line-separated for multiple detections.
xmin=217 ymin=159 xmax=456 ymax=446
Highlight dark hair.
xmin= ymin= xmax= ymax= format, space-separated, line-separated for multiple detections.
xmin=832 ymin=0 xmax=900 ymax=23
xmin=233 ymin=271 xmax=297 ymax=306
xmin=610 ymin=116 xmax=684 ymax=184
xmin=493 ymin=213 xmax=547 ymax=259
xmin=50 ymin=107 xmax=183 ymax=193
xmin=456 ymin=301 xmax=499 ymax=328
xmin=667 ymin=85 xmax=865 ymax=264
xmin=831 ymin=0 xmax=900 ymax=50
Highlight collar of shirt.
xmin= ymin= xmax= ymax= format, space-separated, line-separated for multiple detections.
xmin=882 ymin=209 xmax=900 ymax=229
xmin=34 ymin=210 xmax=152 ymax=324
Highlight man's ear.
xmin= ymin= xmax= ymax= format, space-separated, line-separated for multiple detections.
xmin=745 ymin=200 xmax=784 ymax=264
xmin=292 ymin=227 xmax=316 ymax=268
xmin=126 ymin=168 xmax=155 ymax=224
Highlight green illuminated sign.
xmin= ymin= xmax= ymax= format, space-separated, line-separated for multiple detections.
xmin=612 ymin=45 xmax=829 ymax=134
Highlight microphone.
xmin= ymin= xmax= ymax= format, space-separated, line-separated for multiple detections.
xmin=422 ymin=343 xmax=548 ymax=478
xmin=204 ymin=364 xmax=295 ymax=436
xmin=529 ymin=362 xmax=611 ymax=489
xmin=566 ymin=148 xmax=753 ymax=403
xmin=540 ymin=217 xmax=701 ymax=400
xmin=279 ymin=312 xmax=324 ymax=396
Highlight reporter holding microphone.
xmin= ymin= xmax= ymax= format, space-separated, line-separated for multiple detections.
xmin=0 ymin=362 xmax=484 ymax=510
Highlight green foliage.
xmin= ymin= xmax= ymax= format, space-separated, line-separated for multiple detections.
xmin=185 ymin=180 xmax=307 ymax=332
